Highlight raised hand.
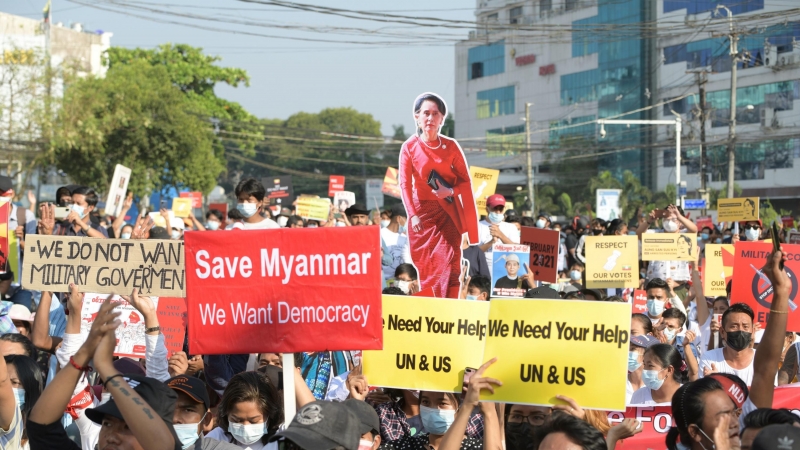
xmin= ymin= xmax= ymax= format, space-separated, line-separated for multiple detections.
xmin=168 ymin=352 xmax=189 ymax=378
xmin=462 ymin=358 xmax=502 ymax=410
xmin=121 ymin=288 xmax=156 ymax=318
xmin=346 ymin=365 xmax=368 ymax=401
xmin=553 ymin=394 xmax=585 ymax=420
xmin=132 ymin=215 xmax=154 ymax=240
xmin=38 ymin=203 xmax=55 ymax=235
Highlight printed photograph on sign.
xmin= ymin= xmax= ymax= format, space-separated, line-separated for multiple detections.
xmin=717 ymin=197 xmax=759 ymax=222
xmin=595 ymin=189 xmax=621 ymax=221
xmin=519 ymin=226 xmax=559 ymax=283
xmin=333 ymin=191 xmax=356 ymax=212
xmin=491 ymin=244 xmax=530 ymax=298
xmin=104 ymin=164 xmax=132 ymax=217
xmin=81 ymin=293 xmax=159 ymax=358
xmin=585 ymin=236 xmax=638 ymax=289
xmin=641 ymin=233 xmax=698 ymax=261
xmin=398 ymin=92 xmax=479 ymax=299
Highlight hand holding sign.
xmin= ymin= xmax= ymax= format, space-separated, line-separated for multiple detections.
xmin=82 ymin=296 xmax=122 ymax=365
xmin=552 ymin=394 xmax=586 ymax=420
xmin=762 ymin=245 xmax=790 ymax=295
xmin=121 ymin=288 xmax=156 ymax=319
xmin=66 ymin=283 xmax=84 ymax=316
xmin=462 ymin=358 xmax=502 ymax=410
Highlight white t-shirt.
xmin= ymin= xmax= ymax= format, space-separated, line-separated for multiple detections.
xmin=238 ymin=218 xmax=280 ymax=230
xmin=626 ymin=379 xmax=635 ymax=404
xmin=206 ymin=427 xmax=278 ymax=450
xmin=699 ymin=348 xmax=756 ymax=385
xmin=629 ymin=386 xmax=673 ymax=405
xmin=479 ymin=220 xmax=520 ymax=276
xmin=381 ymin=227 xmax=407 ymax=281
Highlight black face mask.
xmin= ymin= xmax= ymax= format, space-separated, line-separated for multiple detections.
xmin=726 ymin=331 xmax=752 ymax=351
xmin=592 ymin=229 xmax=604 ymax=235
xmin=506 ymin=422 xmax=535 ymax=450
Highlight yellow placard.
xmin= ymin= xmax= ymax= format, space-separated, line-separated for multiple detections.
xmin=171 ymin=198 xmax=193 ymax=218
xmin=641 ymin=233 xmax=698 ymax=261
xmin=584 ymin=236 xmax=638 ymax=288
xmin=717 ymin=197 xmax=759 ymax=222
xmin=469 ymin=166 xmax=499 ymax=212
xmin=8 ymin=231 xmax=19 ymax=284
xmin=362 ymin=295 xmax=490 ymax=392
xmin=703 ymin=244 xmax=734 ymax=297
xmin=480 ymin=299 xmax=630 ymax=411
xmin=296 ymin=197 xmax=330 ymax=222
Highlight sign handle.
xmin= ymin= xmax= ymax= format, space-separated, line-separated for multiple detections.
xmin=283 ymin=353 xmax=297 ymax=421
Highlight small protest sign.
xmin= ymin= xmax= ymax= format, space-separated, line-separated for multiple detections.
xmin=80 ymin=293 xmax=160 ymax=358
xmin=156 ymin=297 xmax=188 ymax=356
xmin=468 ymin=166 xmax=499 ymax=212
xmin=184 ymin=227 xmax=382 ymax=354
xmin=519 ymin=227 xmax=559 ymax=283
xmin=296 ymin=196 xmax=330 ymax=222
xmin=329 ymin=175 xmax=345 ymax=197
xmin=362 ymin=295 xmax=490 ymax=392
xmin=788 ymin=231 xmax=800 ymax=245
xmin=171 ymin=198 xmax=193 ymax=218
xmin=703 ymin=244 xmax=735 ymax=297
xmin=585 ymin=236 xmax=638 ymax=289
xmin=365 ymin=179 xmax=384 ymax=209
xmin=149 ymin=210 xmax=176 ymax=229
xmin=717 ymin=197 xmax=759 ymax=222
xmin=381 ymin=167 xmax=401 ymax=199
xmin=264 ymin=176 xmax=293 ymax=206
xmin=8 ymin=230 xmax=19 ymax=284
xmin=480 ymin=299 xmax=630 ymax=411
xmin=491 ymin=244 xmax=530 ymax=298
xmin=208 ymin=203 xmax=228 ymax=220
xmin=695 ymin=216 xmax=714 ymax=232
xmin=0 ymin=202 xmax=9 ymax=273
xmin=641 ymin=233 xmax=698 ymax=261
xmin=632 ymin=289 xmax=647 ymax=315
xmin=104 ymin=164 xmax=132 ymax=217
xmin=333 ymin=191 xmax=356 ymax=212
xmin=23 ymin=235 xmax=186 ymax=296
xmin=731 ymin=241 xmax=800 ymax=330
xmin=180 ymin=192 xmax=203 ymax=209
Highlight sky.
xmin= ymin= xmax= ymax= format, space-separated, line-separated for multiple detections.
xmin=5 ymin=0 xmax=476 ymax=136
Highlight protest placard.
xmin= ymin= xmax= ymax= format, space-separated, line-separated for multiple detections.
xmin=717 ymin=197 xmax=759 ymax=222
xmin=641 ymin=233 xmax=698 ymax=261
xmin=365 ymin=179 xmax=384 ymax=209
xmin=0 ymin=202 xmax=9 ymax=273
xmin=333 ymin=191 xmax=356 ymax=212
xmin=703 ymin=244 xmax=735 ymax=297
xmin=695 ymin=216 xmax=714 ymax=232
xmin=362 ymin=295 xmax=490 ymax=392
xmin=184 ymin=227 xmax=382 ymax=354
xmin=632 ymin=289 xmax=647 ymax=315
xmin=156 ymin=297 xmax=187 ymax=356
xmin=208 ymin=202 xmax=228 ymax=219
xmin=468 ymin=166 xmax=499 ymax=212
xmin=480 ymin=299 xmax=630 ymax=411
xmin=80 ymin=293 xmax=160 ymax=358
xmin=264 ymin=176 xmax=293 ymax=206
xmin=519 ymin=227 xmax=559 ymax=283
xmin=171 ymin=198 xmax=193 ymax=218
xmin=491 ymin=244 xmax=530 ymax=298
xmin=295 ymin=196 xmax=330 ymax=222
xmin=782 ymin=216 xmax=795 ymax=229
xmin=585 ymin=236 xmax=638 ymax=288
xmin=788 ymin=231 xmax=800 ymax=245
xmin=149 ymin=210 xmax=176 ymax=229
xmin=23 ymin=235 xmax=186 ymax=296
xmin=180 ymin=192 xmax=202 ymax=209
xmin=731 ymin=241 xmax=800 ymax=330
xmin=104 ymin=164 xmax=132 ymax=217
xmin=329 ymin=175 xmax=345 ymax=197
xmin=8 ymin=230 xmax=19 ymax=284
xmin=381 ymin=167 xmax=401 ymax=199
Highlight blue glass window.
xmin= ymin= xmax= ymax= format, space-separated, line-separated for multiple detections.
xmin=468 ymin=40 xmax=505 ymax=80
xmin=665 ymin=0 xmax=764 ymax=15
xmin=477 ymin=86 xmax=515 ymax=119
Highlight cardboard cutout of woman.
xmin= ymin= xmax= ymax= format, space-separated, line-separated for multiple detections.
xmin=398 ymin=93 xmax=479 ymax=298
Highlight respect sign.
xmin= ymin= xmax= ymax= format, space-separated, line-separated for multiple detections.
xmin=641 ymin=233 xmax=698 ymax=261
xmin=703 ymin=244 xmax=735 ymax=297
xmin=717 ymin=197 xmax=759 ymax=222
xmin=480 ymin=299 xmax=630 ymax=411
xmin=519 ymin=226 xmax=559 ymax=283
xmin=585 ymin=236 xmax=637 ymax=288
xmin=362 ymin=295 xmax=490 ymax=392
xmin=468 ymin=166 xmax=499 ymax=212
xmin=184 ymin=227 xmax=382 ymax=354
xmin=23 ymin=235 xmax=186 ymax=296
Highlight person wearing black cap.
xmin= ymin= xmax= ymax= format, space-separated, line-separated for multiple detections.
xmin=345 ymin=203 xmax=371 ymax=226
xmin=343 ymin=399 xmax=381 ymax=450
xmin=269 ymin=401 xmax=362 ymax=450
xmin=166 ymin=375 xmax=240 ymax=449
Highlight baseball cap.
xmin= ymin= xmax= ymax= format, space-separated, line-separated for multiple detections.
xmin=343 ymin=399 xmax=380 ymax=436
xmin=86 ymin=374 xmax=178 ymax=426
xmin=752 ymin=424 xmax=800 ymax=450
xmin=0 ymin=271 xmax=14 ymax=282
xmin=166 ymin=375 xmax=210 ymax=410
xmin=0 ymin=176 xmax=12 ymax=194
xmin=269 ymin=401 xmax=361 ymax=450
xmin=171 ymin=219 xmax=185 ymax=231
xmin=345 ymin=203 xmax=370 ymax=217
xmin=524 ymin=286 xmax=560 ymax=299
xmin=8 ymin=304 xmax=33 ymax=322
xmin=390 ymin=203 xmax=407 ymax=218
xmin=630 ymin=335 xmax=659 ymax=349
xmin=486 ymin=194 xmax=506 ymax=209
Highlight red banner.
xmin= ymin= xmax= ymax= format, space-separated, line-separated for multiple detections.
xmin=632 ymin=289 xmax=647 ymax=315
xmin=180 ymin=191 xmax=203 ymax=209
xmin=731 ymin=241 xmax=800 ymax=331
xmin=696 ymin=216 xmax=714 ymax=232
xmin=329 ymin=175 xmax=345 ymax=197
xmin=519 ymin=226 xmax=559 ymax=283
xmin=184 ymin=227 xmax=382 ymax=354
xmin=157 ymin=297 xmax=188 ymax=356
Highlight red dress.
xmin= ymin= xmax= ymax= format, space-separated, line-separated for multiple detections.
xmin=398 ymin=135 xmax=479 ymax=298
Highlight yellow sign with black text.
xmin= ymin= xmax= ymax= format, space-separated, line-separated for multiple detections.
xmin=296 ymin=197 xmax=330 ymax=222
xmin=585 ymin=236 xmax=638 ymax=289
xmin=717 ymin=197 xmax=759 ymax=222
xmin=703 ymin=244 xmax=735 ymax=297
xmin=641 ymin=233 xmax=698 ymax=261
xmin=362 ymin=295 xmax=490 ymax=392
xmin=479 ymin=299 xmax=630 ymax=411
xmin=469 ymin=166 xmax=500 ymax=212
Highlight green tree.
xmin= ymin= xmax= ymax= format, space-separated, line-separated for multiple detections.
xmin=392 ymin=124 xmax=408 ymax=142
xmin=441 ymin=115 xmax=455 ymax=138
xmin=709 ymin=183 xmax=743 ymax=208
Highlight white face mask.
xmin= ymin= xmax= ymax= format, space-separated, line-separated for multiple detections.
xmin=397 ymin=280 xmax=410 ymax=294
xmin=206 ymin=221 xmax=220 ymax=231
xmin=745 ymin=228 xmax=760 ymax=241
xmin=171 ymin=229 xmax=182 ymax=240
xmin=174 ymin=422 xmax=201 ymax=449
xmin=358 ymin=438 xmax=376 ymax=450
xmin=662 ymin=219 xmax=679 ymax=233
xmin=228 ymin=422 xmax=266 ymax=445
xmin=380 ymin=220 xmax=390 ymax=228
xmin=277 ymin=216 xmax=288 ymax=227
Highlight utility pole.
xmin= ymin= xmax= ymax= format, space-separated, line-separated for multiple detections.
xmin=525 ymin=102 xmax=534 ymax=215
xmin=718 ymin=5 xmax=738 ymax=199
xmin=695 ymin=71 xmax=709 ymax=215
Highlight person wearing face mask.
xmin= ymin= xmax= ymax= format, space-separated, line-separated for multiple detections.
xmin=699 ymin=303 xmax=759 ymax=385
xmin=232 ymin=178 xmax=279 ymax=231
xmin=478 ymin=194 xmax=520 ymax=277
xmin=534 ymin=213 xmax=551 ymax=230
xmin=742 ymin=220 xmax=763 ymax=242
xmin=45 ymin=186 xmax=108 ymax=238
xmin=638 ymin=205 xmax=697 ymax=301
xmin=464 ymin=276 xmax=490 ymax=301
xmin=394 ymin=264 xmax=418 ymax=295
xmin=567 ymin=262 xmax=584 ymax=290
xmin=203 ymin=210 xmax=225 ymax=231
xmin=504 ymin=403 xmax=551 ymax=450
xmin=342 ymin=399 xmax=382 ymax=450
xmin=269 ymin=401 xmax=362 ymax=450
xmin=207 ymin=371 xmax=282 ymax=449
xmin=644 ymin=278 xmax=688 ymax=328
xmin=381 ymin=205 xmax=409 ymax=282
xmin=626 ymin=334 xmax=658 ymax=404
xmin=630 ymin=344 xmax=687 ymax=405
xmin=166 ymin=376 xmax=239 ymax=450
xmin=274 ymin=208 xmax=292 ymax=228
xmin=171 ymin=219 xmax=186 ymax=240
xmin=0 ymin=353 xmax=43 ymax=450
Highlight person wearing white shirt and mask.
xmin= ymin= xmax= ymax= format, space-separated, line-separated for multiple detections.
xmin=167 ymin=375 xmax=240 ymax=450
xmin=233 ymin=179 xmax=279 ymax=231
xmin=478 ymin=194 xmax=519 ymax=276
xmin=644 ymin=278 xmax=688 ymax=328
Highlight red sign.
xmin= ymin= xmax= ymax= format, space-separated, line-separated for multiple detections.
xmin=180 ymin=192 xmax=203 ymax=209
xmin=731 ymin=241 xmax=800 ymax=331
xmin=208 ymin=203 xmax=228 ymax=221
xmin=696 ymin=216 xmax=714 ymax=232
xmin=519 ymin=226 xmax=559 ymax=283
xmin=382 ymin=167 xmax=401 ymax=199
xmin=632 ymin=289 xmax=647 ymax=315
xmin=539 ymin=64 xmax=556 ymax=76
xmin=329 ymin=175 xmax=345 ymax=197
xmin=0 ymin=202 xmax=9 ymax=273
xmin=184 ymin=227 xmax=383 ymax=354
xmin=515 ymin=54 xmax=536 ymax=66
xmin=157 ymin=297 xmax=188 ymax=356
xmin=783 ymin=216 xmax=795 ymax=229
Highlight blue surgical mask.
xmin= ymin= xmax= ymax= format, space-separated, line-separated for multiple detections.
xmin=174 ymin=422 xmax=201 ymax=449
xmin=663 ymin=327 xmax=677 ymax=342
xmin=700 ymin=233 xmax=709 ymax=240
xmin=642 ymin=369 xmax=666 ymax=390
xmin=206 ymin=221 xmax=220 ymax=231
xmin=380 ymin=220 xmax=390 ymax=228
xmin=237 ymin=203 xmax=258 ymax=218
xmin=420 ymin=405 xmax=456 ymax=435
xmin=71 ymin=204 xmax=86 ymax=218
xmin=627 ymin=351 xmax=642 ymax=372
xmin=120 ymin=232 xmax=131 ymax=240
xmin=715 ymin=238 xmax=722 ymax=244
xmin=466 ymin=294 xmax=478 ymax=301
xmin=398 ymin=225 xmax=407 ymax=234
xmin=646 ymin=298 xmax=665 ymax=317
xmin=307 ymin=223 xmax=318 ymax=228
xmin=569 ymin=270 xmax=582 ymax=281
xmin=171 ymin=230 xmax=182 ymax=240
xmin=12 ymin=388 xmax=24 ymax=408
xmin=560 ymin=237 xmax=565 ymax=244
xmin=536 ymin=219 xmax=547 ymax=228
xmin=488 ymin=212 xmax=504 ymax=224
xmin=228 ymin=422 xmax=266 ymax=445
xmin=628 ymin=231 xmax=637 ymax=235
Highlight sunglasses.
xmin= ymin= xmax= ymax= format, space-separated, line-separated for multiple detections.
xmin=745 ymin=225 xmax=761 ymax=230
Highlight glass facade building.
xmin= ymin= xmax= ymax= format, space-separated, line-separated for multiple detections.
xmin=477 ymin=86 xmax=516 ymax=119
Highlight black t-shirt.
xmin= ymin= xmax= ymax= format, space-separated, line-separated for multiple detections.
xmin=27 ymin=419 xmax=80 ymax=450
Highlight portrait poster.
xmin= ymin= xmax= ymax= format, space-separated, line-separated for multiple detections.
xmin=333 ymin=191 xmax=356 ymax=212
xmin=491 ymin=243 xmax=530 ymax=298
xmin=717 ymin=197 xmax=759 ymax=222
xmin=641 ymin=233 xmax=698 ymax=261
xmin=104 ymin=164 xmax=132 ymax=217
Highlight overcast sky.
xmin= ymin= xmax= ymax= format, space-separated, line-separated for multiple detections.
xmin=5 ymin=1 xmax=476 ymax=136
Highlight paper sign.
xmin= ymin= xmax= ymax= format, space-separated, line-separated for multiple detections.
xmin=264 ymin=176 xmax=293 ymax=206
xmin=491 ymin=244 xmax=530 ymax=298
xmin=585 ymin=236 xmax=638 ymax=289
xmin=180 ymin=192 xmax=202 ymax=209
xmin=480 ymin=299 xmax=630 ymax=411
xmin=717 ymin=197 xmax=759 ymax=222
xmin=23 ymin=235 xmax=186 ymax=296
xmin=148 ymin=210 xmax=177 ymax=229
xmin=0 ymin=202 xmax=9 ymax=273
xmin=362 ymin=295 xmax=490 ymax=392
xmin=782 ymin=216 xmax=795 ymax=229
xmin=333 ymin=191 xmax=356 ymax=212
xmin=632 ymin=289 xmax=647 ymax=315
xmin=641 ymin=233 xmax=698 ymax=261
xmin=596 ymin=189 xmax=621 ymax=221
xmin=788 ymin=231 xmax=800 ymax=245
xmin=80 ymin=293 xmax=160 ymax=358
xmin=696 ymin=216 xmax=714 ymax=232
xmin=172 ymin=198 xmax=193 ymax=218
xmin=731 ymin=241 xmax=800 ymax=330
xmin=703 ymin=244 xmax=735 ymax=297
xmin=105 ymin=164 xmax=132 ymax=217
xmin=156 ymin=297 xmax=188 ymax=356
xmin=381 ymin=167 xmax=401 ymax=199
xmin=365 ymin=179 xmax=384 ymax=210
xmin=519 ymin=227 xmax=559 ymax=284
xmin=329 ymin=175 xmax=345 ymax=197
xmin=296 ymin=197 xmax=330 ymax=222
xmin=184 ymin=227 xmax=382 ymax=354
xmin=8 ymin=230 xmax=20 ymax=284
xmin=469 ymin=166 xmax=499 ymax=212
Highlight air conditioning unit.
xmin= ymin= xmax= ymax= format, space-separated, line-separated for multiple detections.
xmin=761 ymin=107 xmax=776 ymax=128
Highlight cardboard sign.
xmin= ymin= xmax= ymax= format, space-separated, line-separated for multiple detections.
xmin=296 ymin=197 xmax=330 ymax=222
xmin=156 ymin=297 xmax=188 ymax=356
xmin=585 ymin=236 xmax=638 ymax=289
xmin=365 ymin=179 xmax=384 ymax=210
xmin=641 ymin=233 xmax=698 ymax=261
xmin=519 ymin=227 xmax=559 ymax=284
xmin=731 ymin=241 xmax=800 ymax=330
xmin=717 ymin=197 xmax=759 ymax=222
xmin=264 ymin=176 xmax=293 ymax=207
xmin=180 ymin=192 xmax=202 ymax=209
xmin=703 ymin=244 xmax=735 ymax=297
xmin=208 ymin=203 xmax=228 ymax=220
xmin=491 ymin=244 xmax=530 ymax=298
xmin=0 ymin=202 xmax=9 ymax=273
xmin=333 ymin=191 xmax=356 ymax=212
xmin=171 ymin=198 xmax=193 ymax=218
xmin=23 ymin=235 xmax=186 ymax=296
xmin=362 ymin=295 xmax=490 ymax=392
xmin=632 ymin=289 xmax=647 ymax=315
xmin=105 ymin=164 xmax=132 ymax=217
xmin=381 ymin=167 xmax=401 ymax=199
xmin=480 ymin=299 xmax=630 ymax=411
xmin=469 ymin=166 xmax=499 ymax=212
xmin=80 ymin=293 xmax=160 ymax=358
xmin=184 ymin=227 xmax=382 ymax=354
xmin=328 ymin=175 xmax=345 ymax=197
